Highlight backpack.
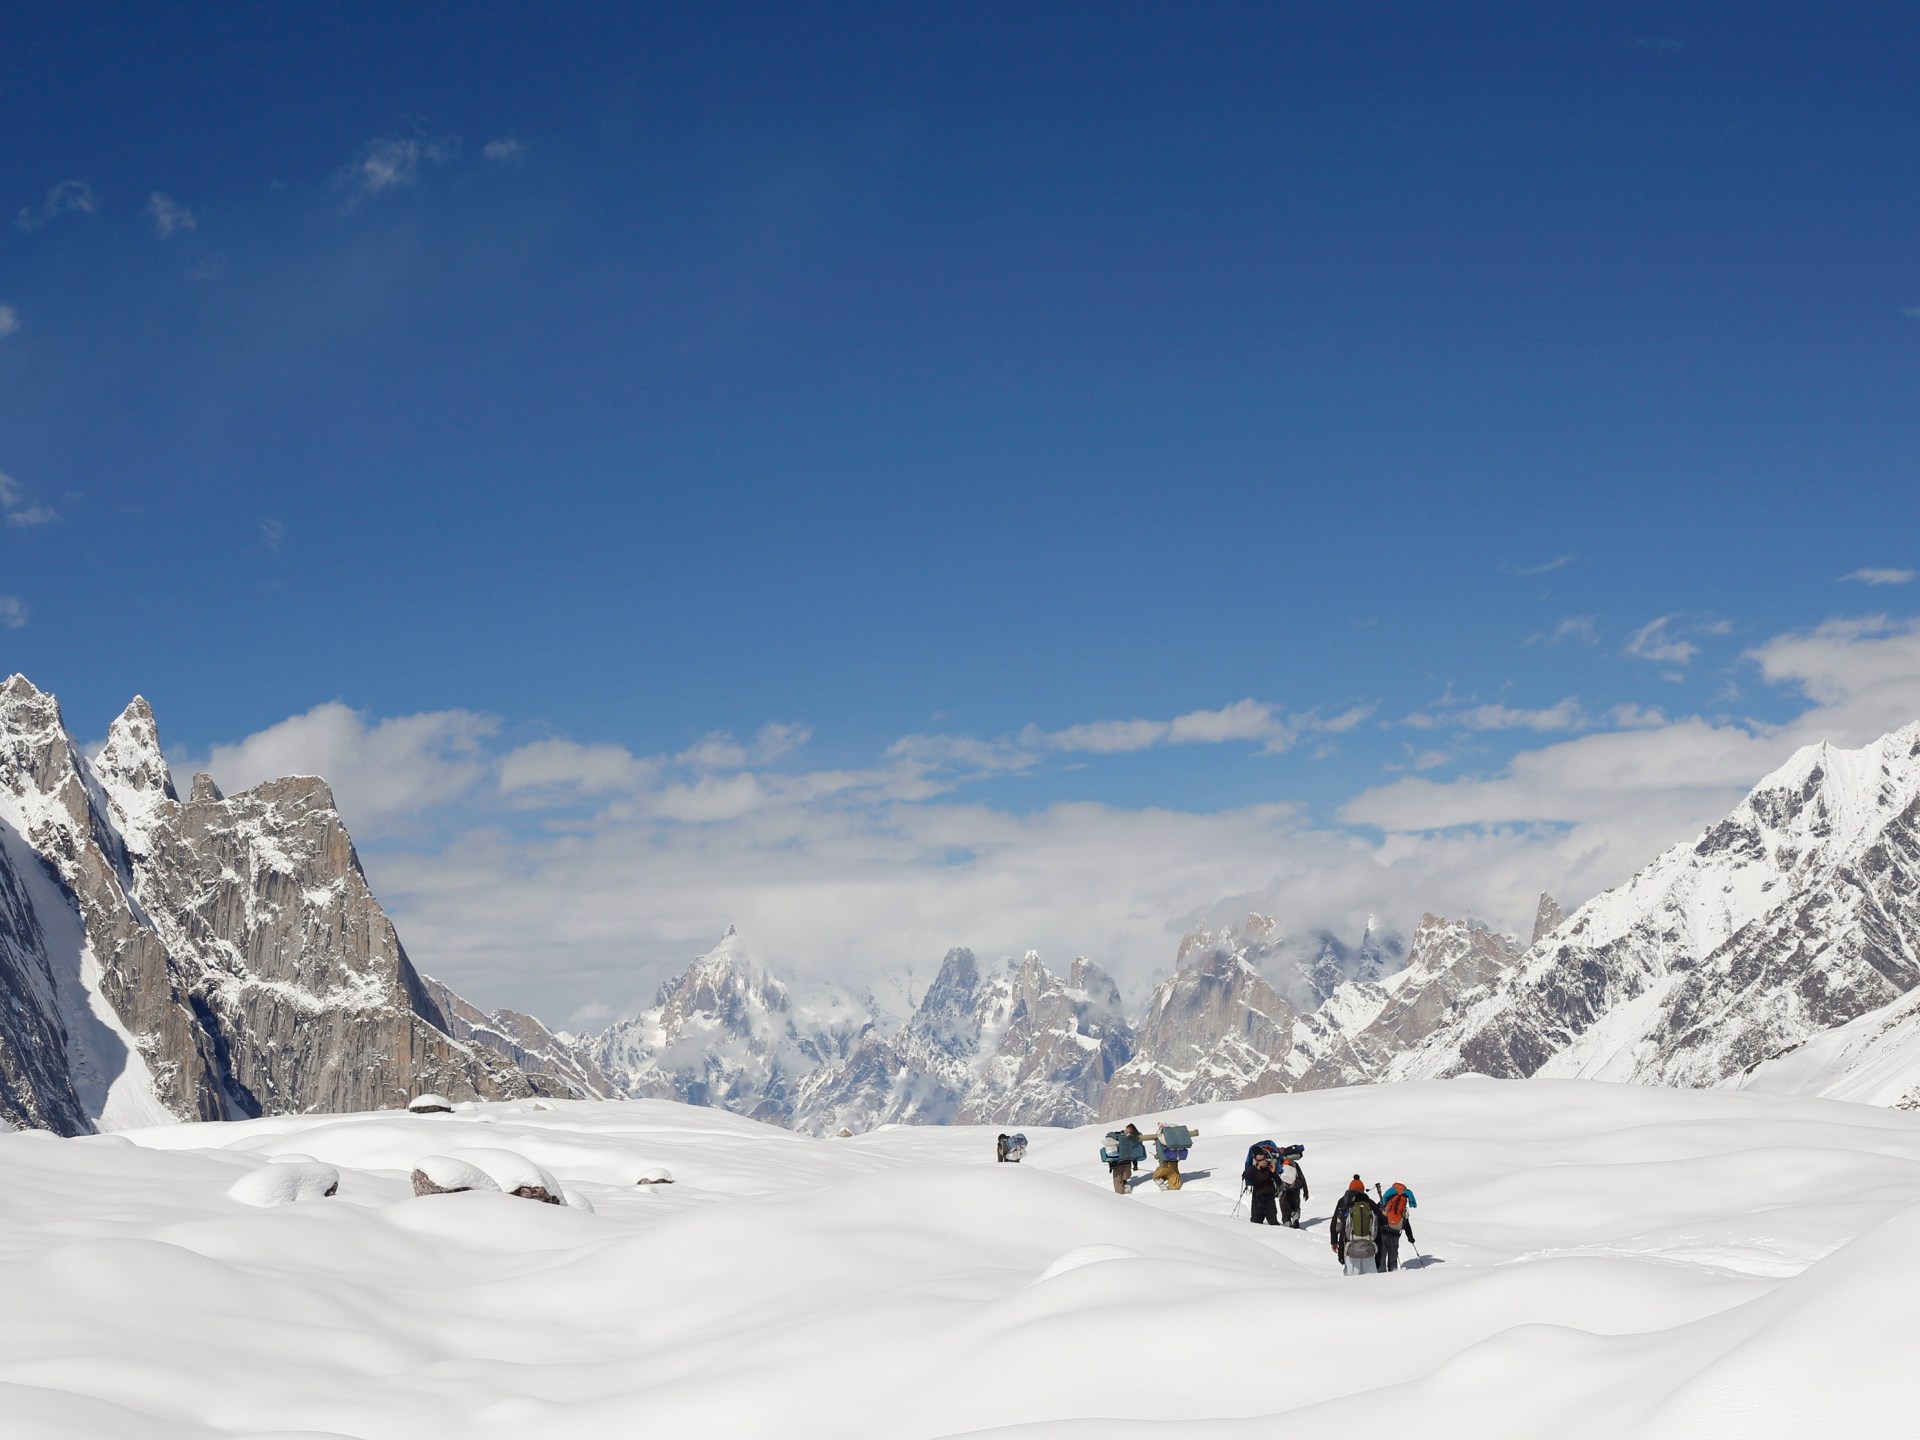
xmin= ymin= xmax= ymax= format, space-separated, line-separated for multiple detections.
xmin=1101 ymin=1130 xmax=1146 ymax=1165
xmin=1382 ymin=1192 xmax=1408 ymax=1229
xmin=1347 ymin=1196 xmax=1375 ymax=1241
xmin=1005 ymin=1133 xmax=1028 ymax=1162
xmin=1244 ymin=1140 xmax=1280 ymax=1171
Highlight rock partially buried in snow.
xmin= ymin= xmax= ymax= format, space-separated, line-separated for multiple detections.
xmin=1036 ymin=1244 xmax=1143 ymax=1282
xmin=407 ymin=1094 xmax=455 ymax=1114
xmin=228 ymin=1163 xmax=340 ymax=1207
xmin=444 ymin=1148 xmax=567 ymax=1205
xmin=411 ymin=1155 xmax=503 ymax=1197
xmin=635 ymin=1167 xmax=674 ymax=1185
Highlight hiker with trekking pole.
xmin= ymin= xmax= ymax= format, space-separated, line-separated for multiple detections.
xmin=1235 ymin=1140 xmax=1305 ymax=1221
xmin=1374 ymin=1181 xmax=1418 ymax=1270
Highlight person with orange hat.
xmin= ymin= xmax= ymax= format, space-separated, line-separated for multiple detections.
xmin=1330 ymin=1175 xmax=1380 ymax=1275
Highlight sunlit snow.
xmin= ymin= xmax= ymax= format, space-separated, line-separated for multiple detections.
xmin=1 ymin=1079 xmax=1915 ymax=1436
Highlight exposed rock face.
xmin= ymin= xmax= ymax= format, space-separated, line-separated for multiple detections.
xmin=1530 ymin=892 xmax=1565 ymax=947
xmin=1101 ymin=918 xmax=1299 ymax=1116
xmin=421 ymin=977 xmax=616 ymax=1100
xmin=591 ymin=927 xmax=875 ymax=1125
xmin=0 ymin=675 xmax=550 ymax=1134
xmin=793 ymin=947 xmax=1134 ymax=1134
xmin=1390 ymin=724 xmax=1920 ymax=1090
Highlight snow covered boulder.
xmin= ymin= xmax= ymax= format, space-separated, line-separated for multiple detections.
xmin=228 ymin=1162 xmax=340 ymax=1207
xmin=407 ymin=1093 xmax=455 ymax=1114
xmin=635 ymin=1167 xmax=674 ymax=1185
xmin=445 ymin=1148 xmax=567 ymax=1205
xmin=411 ymin=1155 xmax=504 ymax=1197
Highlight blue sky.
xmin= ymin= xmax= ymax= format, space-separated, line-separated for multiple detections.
xmin=3 ymin=4 xmax=1918 ymax=1020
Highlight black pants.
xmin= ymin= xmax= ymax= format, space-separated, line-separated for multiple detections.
xmin=1250 ymin=1192 xmax=1278 ymax=1225
xmin=1378 ymin=1227 xmax=1402 ymax=1271
xmin=1279 ymin=1187 xmax=1302 ymax=1227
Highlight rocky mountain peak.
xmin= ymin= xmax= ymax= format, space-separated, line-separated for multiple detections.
xmin=94 ymin=697 xmax=180 ymax=853
xmin=1530 ymin=892 xmax=1564 ymax=947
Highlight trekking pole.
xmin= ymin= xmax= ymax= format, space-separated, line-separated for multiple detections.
xmin=1232 ymin=1183 xmax=1246 ymax=1217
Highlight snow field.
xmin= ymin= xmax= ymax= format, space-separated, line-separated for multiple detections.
xmin=0 ymin=1080 xmax=1916 ymax=1437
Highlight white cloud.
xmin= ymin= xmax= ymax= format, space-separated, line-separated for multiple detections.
xmin=147 ymin=192 xmax=198 ymax=239
xmin=0 ymin=304 xmax=17 ymax=338
xmin=0 ymin=470 xmax=59 ymax=527
xmin=1452 ymin=698 xmax=1586 ymax=732
xmin=0 ymin=597 xmax=26 ymax=629
xmin=1512 ymin=555 xmax=1575 ymax=577
xmin=189 ymin=621 xmax=1920 ymax=1022
xmin=679 ymin=722 xmax=813 ymax=770
xmin=1530 ymin=615 xmax=1599 ymax=647
xmin=499 ymin=739 xmax=659 ymax=797
xmin=1841 ymin=568 xmax=1916 ymax=587
xmin=260 ymin=518 xmax=286 ymax=553
xmin=482 ymin=138 xmax=526 ymax=166
xmin=15 ymin=180 xmax=96 ymax=231
xmin=337 ymin=135 xmax=458 ymax=200
xmin=197 ymin=702 xmax=498 ymax=832
xmin=1025 ymin=699 xmax=1302 ymax=755
xmin=1624 ymin=612 xmax=1731 ymax=665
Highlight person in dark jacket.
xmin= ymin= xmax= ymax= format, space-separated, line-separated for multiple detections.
xmin=1375 ymin=1181 xmax=1417 ymax=1271
xmin=996 ymin=1133 xmax=1011 ymax=1163
xmin=1330 ymin=1176 xmax=1380 ymax=1274
xmin=1107 ymin=1123 xmax=1146 ymax=1194
xmin=1242 ymin=1149 xmax=1281 ymax=1225
xmin=1278 ymin=1155 xmax=1309 ymax=1228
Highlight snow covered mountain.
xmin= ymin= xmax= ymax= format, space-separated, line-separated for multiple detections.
xmin=790 ymin=946 xmax=1133 ymax=1135
xmin=1101 ymin=910 xmax=1518 ymax=1116
xmin=1389 ymin=723 xmax=1920 ymax=1091
xmin=0 ymin=676 xmax=551 ymax=1134
xmin=589 ymin=927 xmax=876 ymax=1124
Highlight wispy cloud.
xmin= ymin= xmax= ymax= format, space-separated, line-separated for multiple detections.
xmin=1840 ymin=567 xmax=1915 ymax=587
xmin=0 ymin=304 xmax=17 ymax=338
xmin=260 ymin=518 xmax=287 ymax=553
xmin=481 ymin=138 xmax=526 ymax=167
xmin=15 ymin=180 xmax=96 ymax=231
xmin=147 ymin=192 xmax=198 ymax=239
xmin=0 ymin=597 xmax=27 ymax=629
xmin=0 ymin=470 xmax=60 ymax=527
xmin=1624 ymin=612 xmax=1731 ymax=665
xmin=1512 ymin=555 xmax=1575 ymax=577
xmin=1024 ymin=699 xmax=1308 ymax=755
xmin=1530 ymin=615 xmax=1600 ymax=647
xmin=336 ymin=133 xmax=459 ymax=202
xmin=1903 ymin=306 xmax=1920 ymax=319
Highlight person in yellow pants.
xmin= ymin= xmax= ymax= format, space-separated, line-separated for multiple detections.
xmin=1149 ymin=1124 xmax=1198 ymax=1189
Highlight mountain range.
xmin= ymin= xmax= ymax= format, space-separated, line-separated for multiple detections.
xmin=5 ymin=672 xmax=1920 ymax=1135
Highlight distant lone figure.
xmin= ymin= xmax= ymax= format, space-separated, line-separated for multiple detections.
xmin=996 ymin=1133 xmax=1011 ymax=1163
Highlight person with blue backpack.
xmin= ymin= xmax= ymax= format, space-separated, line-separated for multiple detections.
xmin=1242 ymin=1147 xmax=1281 ymax=1225
xmin=1374 ymin=1181 xmax=1417 ymax=1270
xmin=1100 ymin=1124 xmax=1148 ymax=1193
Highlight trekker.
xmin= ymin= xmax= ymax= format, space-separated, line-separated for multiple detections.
xmin=1376 ymin=1181 xmax=1417 ymax=1271
xmin=1149 ymin=1123 xmax=1197 ymax=1189
xmin=1101 ymin=1123 xmax=1148 ymax=1194
xmin=1278 ymin=1154 xmax=1308 ymax=1228
xmin=996 ymin=1133 xmax=1011 ymax=1163
xmin=1331 ymin=1176 xmax=1380 ymax=1275
xmin=1242 ymin=1148 xmax=1281 ymax=1225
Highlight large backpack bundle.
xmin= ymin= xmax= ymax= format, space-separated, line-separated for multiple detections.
xmin=1100 ymin=1130 xmax=1147 ymax=1165
xmin=1346 ymin=1195 xmax=1376 ymax=1257
xmin=1155 ymin=1124 xmax=1193 ymax=1163
xmin=1005 ymin=1133 xmax=1029 ymax=1162
xmin=1245 ymin=1140 xmax=1304 ymax=1171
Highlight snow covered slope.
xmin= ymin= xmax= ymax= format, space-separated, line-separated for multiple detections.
xmin=0 ymin=675 xmax=547 ymax=1133
xmin=3 ymin=1081 xmax=1917 ymax=1436
xmin=1394 ymin=723 xmax=1920 ymax=1089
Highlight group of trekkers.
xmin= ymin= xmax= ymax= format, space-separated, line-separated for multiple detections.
xmin=1091 ymin=1124 xmax=1421 ymax=1275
